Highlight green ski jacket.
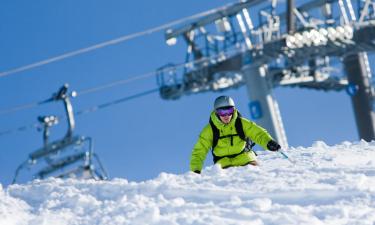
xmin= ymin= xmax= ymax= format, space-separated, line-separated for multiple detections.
xmin=190 ymin=109 xmax=273 ymax=172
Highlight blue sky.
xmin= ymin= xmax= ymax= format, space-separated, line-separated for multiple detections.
xmin=0 ymin=0 xmax=362 ymax=186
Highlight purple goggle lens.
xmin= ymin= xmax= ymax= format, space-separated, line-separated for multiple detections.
xmin=216 ymin=107 xmax=234 ymax=116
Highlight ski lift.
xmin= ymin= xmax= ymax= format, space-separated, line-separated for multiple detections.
xmin=12 ymin=84 xmax=108 ymax=184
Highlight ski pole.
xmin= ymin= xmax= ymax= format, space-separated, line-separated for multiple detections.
xmin=278 ymin=150 xmax=296 ymax=164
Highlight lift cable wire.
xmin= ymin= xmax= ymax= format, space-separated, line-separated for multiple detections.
xmin=0 ymin=88 xmax=159 ymax=137
xmin=0 ymin=71 xmax=157 ymax=116
xmin=0 ymin=44 xmax=242 ymax=116
xmin=76 ymin=88 xmax=159 ymax=115
xmin=77 ymin=71 xmax=157 ymax=96
xmin=0 ymin=4 xmax=228 ymax=79
xmin=0 ymin=122 xmax=40 ymax=137
xmin=75 ymin=46 xmax=228 ymax=96
xmin=0 ymin=99 xmax=51 ymax=116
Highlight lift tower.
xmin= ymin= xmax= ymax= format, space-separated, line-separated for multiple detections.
xmin=157 ymin=0 xmax=375 ymax=144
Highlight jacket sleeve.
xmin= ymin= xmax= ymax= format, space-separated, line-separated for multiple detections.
xmin=190 ymin=124 xmax=213 ymax=172
xmin=241 ymin=118 xmax=273 ymax=150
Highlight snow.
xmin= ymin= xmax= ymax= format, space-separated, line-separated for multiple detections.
xmin=1 ymin=141 xmax=375 ymax=225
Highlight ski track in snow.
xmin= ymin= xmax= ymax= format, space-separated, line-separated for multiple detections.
xmin=1 ymin=141 xmax=375 ymax=225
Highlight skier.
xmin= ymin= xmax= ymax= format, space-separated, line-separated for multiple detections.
xmin=190 ymin=96 xmax=281 ymax=174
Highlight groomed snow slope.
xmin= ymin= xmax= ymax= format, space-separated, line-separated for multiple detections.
xmin=1 ymin=141 xmax=375 ymax=225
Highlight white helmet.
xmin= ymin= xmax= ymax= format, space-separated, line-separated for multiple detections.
xmin=214 ymin=96 xmax=235 ymax=110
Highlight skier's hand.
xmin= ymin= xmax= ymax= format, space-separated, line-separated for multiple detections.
xmin=193 ymin=170 xmax=201 ymax=174
xmin=267 ymin=140 xmax=281 ymax=151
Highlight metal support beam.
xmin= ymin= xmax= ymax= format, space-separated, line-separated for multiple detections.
xmin=183 ymin=32 xmax=204 ymax=60
xmin=343 ymin=53 xmax=375 ymax=141
xmin=165 ymin=0 xmax=264 ymax=41
xmin=287 ymin=0 xmax=296 ymax=34
xmin=242 ymin=62 xmax=288 ymax=148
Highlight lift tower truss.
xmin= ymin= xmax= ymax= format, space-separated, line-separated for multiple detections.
xmin=157 ymin=0 xmax=375 ymax=144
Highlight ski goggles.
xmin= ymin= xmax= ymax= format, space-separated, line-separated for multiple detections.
xmin=216 ymin=107 xmax=234 ymax=117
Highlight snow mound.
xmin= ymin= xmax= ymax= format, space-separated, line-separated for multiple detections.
xmin=1 ymin=141 xmax=375 ymax=225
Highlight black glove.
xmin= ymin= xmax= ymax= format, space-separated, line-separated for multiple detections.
xmin=193 ymin=170 xmax=201 ymax=174
xmin=267 ymin=140 xmax=281 ymax=151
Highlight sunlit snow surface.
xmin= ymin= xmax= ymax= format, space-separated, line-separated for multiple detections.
xmin=1 ymin=141 xmax=375 ymax=225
